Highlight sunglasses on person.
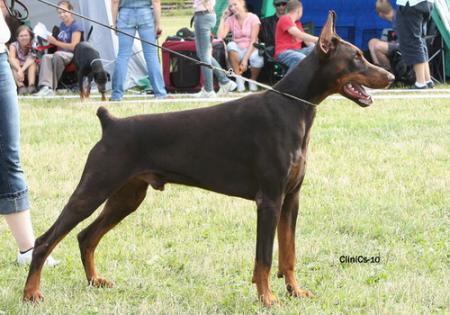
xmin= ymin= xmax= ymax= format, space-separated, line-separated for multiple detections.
xmin=275 ymin=2 xmax=287 ymax=7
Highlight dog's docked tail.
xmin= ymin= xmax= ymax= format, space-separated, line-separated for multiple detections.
xmin=97 ymin=106 xmax=115 ymax=131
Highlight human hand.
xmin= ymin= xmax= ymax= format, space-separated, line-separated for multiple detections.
xmin=47 ymin=35 xmax=57 ymax=45
xmin=17 ymin=69 xmax=24 ymax=82
xmin=156 ymin=27 xmax=162 ymax=39
xmin=238 ymin=60 xmax=248 ymax=74
xmin=222 ymin=9 xmax=231 ymax=19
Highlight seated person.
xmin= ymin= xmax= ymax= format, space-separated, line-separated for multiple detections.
xmin=368 ymin=0 xmax=399 ymax=70
xmin=8 ymin=25 xmax=37 ymax=95
xmin=217 ymin=0 xmax=263 ymax=92
xmin=34 ymin=0 xmax=82 ymax=96
xmin=274 ymin=0 xmax=318 ymax=71
xmin=259 ymin=0 xmax=288 ymax=54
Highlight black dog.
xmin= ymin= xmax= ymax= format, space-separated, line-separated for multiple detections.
xmin=73 ymin=42 xmax=109 ymax=101
xmin=24 ymin=12 xmax=394 ymax=306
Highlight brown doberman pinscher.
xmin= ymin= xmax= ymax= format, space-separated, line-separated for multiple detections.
xmin=23 ymin=11 xmax=394 ymax=306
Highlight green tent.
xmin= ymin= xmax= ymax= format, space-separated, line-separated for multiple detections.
xmin=431 ymin=0 xmax=450 ymax=78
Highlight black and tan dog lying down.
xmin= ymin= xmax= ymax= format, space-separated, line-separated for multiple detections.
xmin=24 ymin=12 xmax=393 ymax=306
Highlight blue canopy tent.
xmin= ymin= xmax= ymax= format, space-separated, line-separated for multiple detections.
xmin=215 ymin=0 xmax=392 ymax=50
xmin=215 ymin=0 xmax=449 ymax=79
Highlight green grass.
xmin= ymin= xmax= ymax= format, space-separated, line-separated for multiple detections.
xmin=0 ymin=95 xmax=449 ymax=314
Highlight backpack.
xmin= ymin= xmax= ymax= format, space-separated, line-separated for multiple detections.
xmin=175 ymin=27 xmax=195 ymax=41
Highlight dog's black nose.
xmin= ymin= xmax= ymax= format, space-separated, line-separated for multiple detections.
xmin=387 ymin=72 xmax=395 ymax=83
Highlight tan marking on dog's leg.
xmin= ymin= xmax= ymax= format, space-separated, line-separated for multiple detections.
xmin=78 ymin=178 xmax=148 ymax=288
xmin=277 ymin=192 xmax=314 ymax=298
xmin=253 ymin=262 xmax=277 ymax=306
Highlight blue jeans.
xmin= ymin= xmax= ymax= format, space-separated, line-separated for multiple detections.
xmin=0 ymin=52 xmax=29 ymax=214
xmin=194 ymin=12 xmax=230 ymax=92
xmin=277 ymin=45 xmax=315 ymax=72
xmin=112 ymin=7 xmax=167 ymax=100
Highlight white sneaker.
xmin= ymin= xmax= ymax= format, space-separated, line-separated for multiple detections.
xmin=218 ymin=80 xmax=237 ymax=95
xmin=17 ymin=249 xmax=60 ymax=267
xmin=236 ymin=77 xmax=246 ymax=92
xmin=33 ymin=86 xmax=54 ymax=97
xmin=192 ymin=88 xmax=216 ymax=98
xmin=249 ymin=82 xmax=258 ymax=92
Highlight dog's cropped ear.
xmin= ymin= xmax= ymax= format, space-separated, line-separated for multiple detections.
xmin=318 ymin=10 xmax=337 ymax=56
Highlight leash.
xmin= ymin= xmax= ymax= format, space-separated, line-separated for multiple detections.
xmin=34 ymin=0 xmax=318 ymax=107
xmin=90 ymin=58 xmax=113 ymax=67
xmin=6 ymin=0 xmax=29 ymax=21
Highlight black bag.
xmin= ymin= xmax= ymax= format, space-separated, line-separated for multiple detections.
xmin=390 ymin=49 xmax=415 ymax=85
xmin=169 ymin=50 xmax=200 ymax=89
xmin=176 ymin=27 xmax=195 ymax=40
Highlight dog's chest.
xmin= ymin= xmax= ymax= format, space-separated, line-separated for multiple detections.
xmin=286 ymin=147 xmax=307 ymax=192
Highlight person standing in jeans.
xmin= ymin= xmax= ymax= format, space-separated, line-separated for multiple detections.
xmin=111 ymin=0 xmax=167 ymax=100
xmin=396 ymin=0 xmax=435 ymax=89
xmin=0 ymin=12 xmax=58 ymax=266
xmin=193 ymin=0 xmax=237 ymax=98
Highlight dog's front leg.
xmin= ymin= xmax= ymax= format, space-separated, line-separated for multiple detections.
xmin=277 ymin=191 xmax=314 ymax=298
xmin=86 ymin=76 xmax=92 ymax=99
xmin=79 ymin=75 xmax=86 ymax=101
xmin=252 ymin=195 xmax=282 ymax=306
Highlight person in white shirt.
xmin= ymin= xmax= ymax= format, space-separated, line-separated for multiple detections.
xmin=395 ymin=0 xmax=435 ymax=88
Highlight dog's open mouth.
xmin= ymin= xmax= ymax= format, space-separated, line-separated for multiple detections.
xmin=342 ymin=82 xmax=373 ymax=106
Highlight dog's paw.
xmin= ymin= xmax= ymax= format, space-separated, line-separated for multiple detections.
xmin=287 ymin=284 xmax=314 ymax=298
xmin=89 ymin=277 xmax=114 ymax=288
xmin=259 ymin=291 xmax=278 ymax=307
xmin=23 ymin=289 xmax=44 ymax=302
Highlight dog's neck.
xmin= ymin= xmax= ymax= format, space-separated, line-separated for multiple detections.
xmin=90 ymin=59 xmax=104 ymax=73
xmin=274 ymin=51 xmax=332 ymax=106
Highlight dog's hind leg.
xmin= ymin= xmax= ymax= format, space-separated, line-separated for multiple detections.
xmin=277 ymin=191 xmax=314 ymax=298
xmin=77 ymin=177 xmax=148 ymax=288
xmin=23 ymin=144 xmax=133 ymax=302
xmin=252 ymin=194 xmax=283 ymax=306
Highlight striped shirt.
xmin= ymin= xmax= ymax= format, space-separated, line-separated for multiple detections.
xmin=119 ymin=0 xmax=151 ymax=8
xmin=194 ymin=0 xmax=215 ymax=12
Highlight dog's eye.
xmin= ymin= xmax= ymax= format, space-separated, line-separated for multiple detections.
xmin=354 ymin=53 xmax=363 ymax=64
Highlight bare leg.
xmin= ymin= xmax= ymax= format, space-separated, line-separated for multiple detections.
xmin=414 ymin=62 xmax=427 ymax=84
xmin=250 ymin=67 xmax=261 ymax=81
xmin=424 ymin=61 xmax=431 ymax=82
xmin=27 ymin=62 xmax=36 ymax=87
xmin=11 ymin=69 xmax=24 ymax=88
xmin=368 ymin=39 xmax=379 ymax=64
xmin=77 ymin=178 xmax=148 ymax=287
xmin=369 ymin=39 xmax=390 ymax=69
xmin=4 ymin=210 xmax=35 ymax=251
xmin=228 ymin=51 xmax=241 ymax=74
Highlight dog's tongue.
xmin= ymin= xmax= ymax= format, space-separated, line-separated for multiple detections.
xmin=344 ymin=83 xmax=373 ymax=104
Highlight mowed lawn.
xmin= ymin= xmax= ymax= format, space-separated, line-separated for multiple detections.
xmin=0 ymin=95 xmax=448 ymax=314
